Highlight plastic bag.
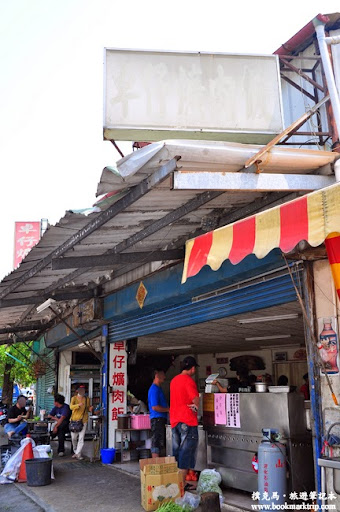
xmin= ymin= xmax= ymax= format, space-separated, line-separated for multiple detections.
xmin=196 ymin=469 xmax=224 ymax=504
xmin=175 ymin=491 xmax=201 ymax=510
xmin=0 ymin=437 xmax=35 ymax=482
xmin=33 ymin=445 xmax=54 ymax=479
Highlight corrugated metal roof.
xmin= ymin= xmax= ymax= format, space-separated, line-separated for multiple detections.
xmin=0 ymin=140 xmax=337 ymax=344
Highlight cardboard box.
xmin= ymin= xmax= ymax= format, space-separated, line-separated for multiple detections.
xmin=140 ymin=456 xmax=184 ymax=511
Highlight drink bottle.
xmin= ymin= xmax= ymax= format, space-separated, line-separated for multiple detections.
xmin=318 ymin=318 xmax=339 ymax=374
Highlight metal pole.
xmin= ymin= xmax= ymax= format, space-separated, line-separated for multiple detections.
xmin=302 ymin=262 xmax=324 ymax=504
xmin=5 ymin=352 xmax=27 ymax=367
xmin=314 ymin=22 xmax=340 ymax=139
xmin=11 ymin=344 xmax=34 ymax=365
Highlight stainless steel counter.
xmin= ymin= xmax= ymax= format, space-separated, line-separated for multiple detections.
xmin=204 ymin=392 xmax=313 ymax=493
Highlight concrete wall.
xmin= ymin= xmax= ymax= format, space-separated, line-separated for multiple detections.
xmin=162 ymin=346 xmax=307 ymax=399
xmin=196 ymin=350 xmax=272 ymax=384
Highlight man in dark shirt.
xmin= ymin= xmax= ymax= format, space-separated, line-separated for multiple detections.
xmin=4 ymin=395 xmax=30 ymax=438
xmin=48 ymin=394 xmax=71 ymax=456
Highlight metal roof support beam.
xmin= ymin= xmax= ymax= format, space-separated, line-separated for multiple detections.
xmin=280 ymin=75 xmax=316 ymax=102
xmin=40 ymin=190 xmax=222 ymax=292
xmin=104 ymin=192 xmax=297 ymax=285
xmin=0 ymin=157 xmax=180 ymax=300
xmin=280 ymin=58 xmax=325 ymax=92
xmin=0 ymin=322 xmax=52 ymax=334
xmin=0 ymin=335 xmax=37 ymax=346
xmin=173 ymin=171 xmax=335 ymax=192
xmin=15 ymin=190 xmax=222 ymax=326
xmin=0 ymin=290 xmax=95 ymax=309
xmin=52 ymin=249 xmax=185 ymax=270
xmin=162 ymin=192 xmax=299 ymax=256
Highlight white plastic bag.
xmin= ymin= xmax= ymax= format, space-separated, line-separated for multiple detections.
xmin=0 ymin=437 xmax=35 ymax=482
xmin=175 ymin=491 xmax=201 ymax=510
xmin=196 ymin=469 xmax=224 ymax=504
xmin=33 ymin=444 xmax=54 ymax=479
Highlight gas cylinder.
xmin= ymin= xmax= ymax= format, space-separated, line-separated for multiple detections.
xmin=258 ymin=429 xmax=287 ymax=510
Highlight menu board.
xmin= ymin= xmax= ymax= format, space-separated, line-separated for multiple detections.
xmin=226 ymin=393 xmax=240 ymax=428
xmin=214 ymin=393 xmax=227 ymax=425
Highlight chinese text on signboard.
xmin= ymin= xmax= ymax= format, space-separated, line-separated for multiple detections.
xmin=214 ymin=393 xmax=241 ymax=428
xmin=109 ymin=341 xmax=127 ymax=444
xmin=214 ymin=393 xmax=227 ymax=425
xmin=226 ymin=393 xmax=240 ymax=428
xmin=14 ymin=222 xmax=40 ymax=268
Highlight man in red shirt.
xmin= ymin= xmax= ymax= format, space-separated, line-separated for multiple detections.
xmin=170 ymin=356 xmax=199 ymax=487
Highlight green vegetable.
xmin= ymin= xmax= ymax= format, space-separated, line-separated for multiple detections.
xmin=156 ymin=502 xmax=188 ymax=511
xmin=197 ymin=469 xmax=223 ymax=496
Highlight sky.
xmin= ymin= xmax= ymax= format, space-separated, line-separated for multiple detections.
xmin=0 ymin=0 xmax=339 ymax=280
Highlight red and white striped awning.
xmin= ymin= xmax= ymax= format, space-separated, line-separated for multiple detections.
xmin=182 ymin=181 xmax=340 ymax=287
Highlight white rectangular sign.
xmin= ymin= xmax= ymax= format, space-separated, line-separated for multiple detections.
xmin=108 ymin=341 xmax=127 ymax=448
xmin=104 ymin=49 xmax=284 ymax=144
xmin=226 ymin=393 xmax=241 ymax=428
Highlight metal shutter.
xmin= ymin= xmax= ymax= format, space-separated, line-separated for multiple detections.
xmin=35 ymin=346 xmax=56 ymax=413
xmin=109 ymin=268 xmax=302 ymax=342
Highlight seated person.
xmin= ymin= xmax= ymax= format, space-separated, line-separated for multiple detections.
xmin=48 ymin=393 xmax=71 ymax=457
xmin=4 ymin=395 xmax=30 ymax=439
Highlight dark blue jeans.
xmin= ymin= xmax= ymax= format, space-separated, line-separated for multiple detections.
xmin=172 ymin=422 xmax=198 ymax=469
xmin=4 ymin=421 xmax=28 ymax=437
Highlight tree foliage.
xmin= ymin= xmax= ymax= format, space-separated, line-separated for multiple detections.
xmin=0 ymin=342 xmax=36 ymax=388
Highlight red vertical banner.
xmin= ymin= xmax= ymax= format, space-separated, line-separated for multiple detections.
xmin=108 ymin=341 xmax=127 ymax=447
xmin=14 ymin=221 xmax=41 ymax=268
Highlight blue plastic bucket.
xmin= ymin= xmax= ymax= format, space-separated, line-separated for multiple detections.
xmin=101 ymin=448 xmax=116 ymax=464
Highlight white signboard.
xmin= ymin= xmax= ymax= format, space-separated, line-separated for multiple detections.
xmin=108 ymin=341 xmax=127 ymax=448
xmin=226 ymin=393 xmax=241 ymax=428
xmin=104 ymin=49 xmax=284 ymax=143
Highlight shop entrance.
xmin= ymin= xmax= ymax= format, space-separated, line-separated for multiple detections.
xmin=136 ymin=300 xmax=307 ymax=393
xmin=107 ymin=263 xmax=314 ymax=498
xmin=124 ymin=298 xmax=313 ymax=496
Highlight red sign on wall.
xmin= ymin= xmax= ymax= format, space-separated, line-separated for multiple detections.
xmin=14 ymin=222 xmax=41 ymax=269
